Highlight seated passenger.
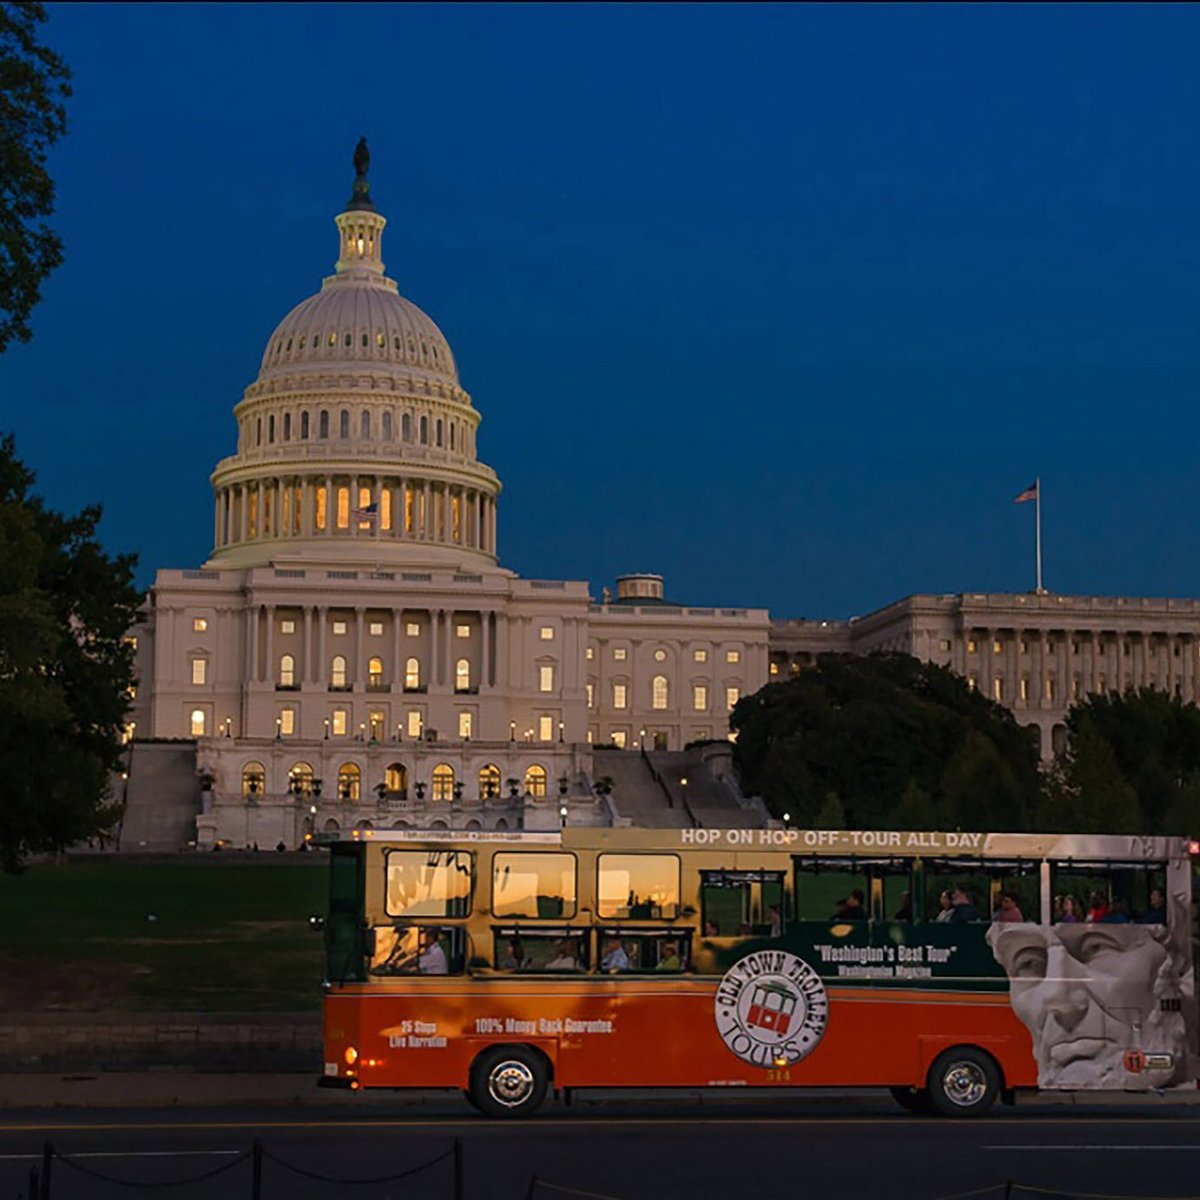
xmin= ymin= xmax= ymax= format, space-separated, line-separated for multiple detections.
xmin=934 ymin=890 xmax=954 ymax=922
xmin=703 ymin=919 xmax=720 ymax=937
xmin=656 ymin=940 xmax=682 ymax=971
xmin=768 ymin=904 xmax=783 ymax=936
xmin=893 ymin=891 xmax=912 ymax=921
xmin=1056 ymin=895 xmax=1081 ymax=924
xmin=499 ymin=937 xmax=526 ymax=970
xmin=544 ymin=938 xmax=579 ymax=970
xmin=1141 ymin=887 xmax=1167 ymax=925
xmin=418 ymin=930 xmax=448 ymax=975
xmin=600 ymin=936 xmax=630 ymax=973
xmin=1085 ymin=890 xmax=1110 ymax=923
xmin=993 ymin=891 xmax=1024 ymax=924
xmin=833 ymin=889 xmax=867 ymax=921
xmin=948 ymin=885 xmax=980 ymax=924
xmin=1100 ymin=898 xmax=1131 ymax=924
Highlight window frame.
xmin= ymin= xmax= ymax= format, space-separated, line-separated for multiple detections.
xmin=383 ymin=848 xmax=475 ymax=919
xmin=491 ymin=850 xmax=578 ymax=920
xmin=596 ymin=852 xmax=682 ymax=921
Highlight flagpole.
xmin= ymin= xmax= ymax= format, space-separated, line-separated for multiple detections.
xmin=1035 ymin=476 xmax=1043 ymax=595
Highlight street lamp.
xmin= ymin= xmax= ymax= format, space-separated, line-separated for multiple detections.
xmin=559 ymin=803 xmax=569 ymax=827
xmin=558 ymin=720 xmax=564 ymax=743
xmin=678 ymin=775 xmax=687 ymax=812
xmin=323 ymin=719 xmax=330 ymax=740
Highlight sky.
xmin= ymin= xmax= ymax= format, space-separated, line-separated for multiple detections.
xmin=4 ymin=3 xmax=1200 ymax=618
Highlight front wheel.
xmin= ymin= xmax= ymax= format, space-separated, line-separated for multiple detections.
xmin=889 ymin=1085 xmax=931 ymax=1114
xmin=468 ymin=1046 xmax=550 ymax=1118
xmin=926 ymin=1047 xmax=1001 ymax=1118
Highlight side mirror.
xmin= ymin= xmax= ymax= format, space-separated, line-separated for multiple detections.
xmin=308 ymin=915 xmax=325 ymax=933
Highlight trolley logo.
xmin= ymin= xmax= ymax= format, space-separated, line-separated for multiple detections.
xmin=1123 ymin=1049 xmax=1174 ymax=1074
xmin=714 ymin=950 xmax=829 ymax=1069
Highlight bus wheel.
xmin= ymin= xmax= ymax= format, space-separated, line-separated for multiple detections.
xmin=468 ymin=1046 xmax=549 ymax=1118
xmin=926 ymin=1047 xmax=1000 ymax=1118
xmin=888 ymin=1085 xmax=931 ymax=1114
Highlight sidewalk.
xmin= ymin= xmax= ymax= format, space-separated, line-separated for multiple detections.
xmin=2 ymin=1073 xmax=1199 ymax=1110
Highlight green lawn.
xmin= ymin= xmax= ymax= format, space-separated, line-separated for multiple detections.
xmin=0 ymin=857 xmax=328 ymax=1013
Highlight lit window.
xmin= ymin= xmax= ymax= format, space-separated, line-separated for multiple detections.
xmin=407 ymin=710 xmax=423 ymax=738
xmin=456 ymin=624 xmax=471 ymax=638
xmin=478 ymin=763 xmax=501 ymax=797
xmin=614 ymin=648 xmax=627 ymax=662
xmin=654 ymin=649 xmax=666 ymax=662
xmin=241 ymin=761 xmax=265 ymax=795
xmin=337 ymin=762 xmax=360 ymax=800
xmin=279 ymin=708 xmax=295 ymax=736
xmin=586 ymin=646 xmax=595 ymax=661
xmin=432 ymin=763 xmax=455 ymax=801
xmin=612 ymin=730 xmax=627 ymax=749
xmin=336 ymin=486 xmax=349 ymax=529
xmin=694 ymin=649 xmax=707 ymax=663
xmin=940 ymin=640 xmax=952 ymax=652
xmin=769 ymin=662 xmax=779 ymax=676
xmin=333 ymin=620 xmax=347 ymax=636
xmin=369 ymin=621 xmax=384 ymax=636
xmin=586 ymin=682 xmax=595 ymax=708
xmin=1045 ymin=677 xmax=1056 ymax=702
xmin=405 ymin=622 xmax=420 ymax=637
xmin=279 ymin=654 xmax=295 ymax=687
xmin=993 ymin=640 xmax=1003 ymax=655
xmin=280 ymin=619 xmax=296 ymax=634
xmin=613 ymin=683 xmax=627 ymax=710
xmin=193 ymin=617 xmax=208 ymax=632
xmin=1071 ymin=677 xmax=1080 ymax=700
xmin=189 ymin=709 xmax=205 ymax=737
xmin=524 ymin=764 xmax=547 ymax=797
xmin=968 ymin=674 xmax=978 ymax=691
xmin=332 ymin=709 xmax=348 ymax=736
xmin=538 ymin=715 xmax=554 ymax=742
xmin=459 ymin=711 xmax=473 ymax=739
xmin=540 ymin=626 xmax=554 ymax=641
xmin=1020 ymin=677 xmax=1029 ymax=701
xmin=725 ymin=686 xmax=740 ymax=711
xmin=405 ymin=658 xmax=421 ymax=689
xmin=726 ymin=649 xmax=740 ymax=664
xmin=369 ymin=710 xmax=384 ymax=740
xmin=316 ymin=485 xmax=327 ymax=530
xmin=331 ymin=656 xmax=347 ymax=688
xmin=191 ymin=658 xmax=207 ymax=686
xmin=1019 ymin=640 xmax=1029 ymax=655
xmin=652 ymin=675 xmax=669 ymax=710
xmin=693 ymin=684 xmax=708 ymax=712
xmin=368 ymin=657 xmax=384 ymax=688
xmin=967 ymin=639 xmax=978 ymax=653
xmin=993 ymin=678 xmax=1003 ymax=702
xmin=456 ymin=658 xmax=471 ymax=691
xmin=597 ymin=854 xmax=679 ymax=919
xmin=539 ymin=664 xmax=554 ymax=693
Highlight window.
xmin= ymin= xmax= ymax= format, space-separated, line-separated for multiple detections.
xmin=613 ymin=683 xmax=627 ymax=710
xmin=289 ymin=761 xmax=314 ymax=795
xmin=336 ymin=487 xmax=349 ymax=529
xmin=726 ymin=649 xmax=740 ymax=664
xmin=319 ymin=410 xmax=329 ymax=438
xmin=405 ymin=658 xmax=421 ymax=689
xmin=941 ymin=639 xmax=952 ymax=652
xmin=458 ymin=711 xmax=473 ymax=739
xmin=539 ymin=664 xmax=554 ymax=692
xmin=337 ymin=762 xmax=360 ymax=800
xmin=967 ymin=639 xmax=978 ymax=653
xmin=925 ymin=858 xmax=1040 ymax=925
xmin=652 ymin=675 xmax=669 ymax=710
xmin=456 ymin=659 xmax=471 ymax=691
xmin=694 ymin=649 xmax=708 ymax=663
xmin=280 ymin=619 xmax=296 ymax=634
xmin=993 ymin=678 xmax=1004 ymax=702
xmin=241 ymin=761 xmax=265 ymax=796
xmin=382 ymin=410 xmax=392 ymax=438
xmin=769 ymin=662 xmax=779 ymax=676
xmin=332 ymin=620 xmax=347 ymax=636
xmin=369 ymin=621 xmax=384 ymax=636
xmin=191 ymin=658 xmax=207 ymax=686
xmin=597 ymin=928 xmax=690 ymax=973
xmin=456 ymin=623 xmax=471 ymax=638
xmin=598 ymin=854 xmax=680 ymax=919
xmin=611 ymin=647 xmax=629 ymax=664
xmin=331 ymin=708 xmax=348 ymax=736
xmin=968 ymin=674 xmax=978 ymax=691
xmin=407 ymin=710 xmax=423 ymax=738
xmin=193 ymin=617 xmax=208 ymax=632
xmin=1020 ymin=677 xmax=1029 ymax=702
xmin=586 ymin=646 xmax=595 ymax=661
xmin=693 ymin=684 xmax=708 ymax=712
xmin=432 ymin=763 xmax=455 ymax=801
xmin=1045 ymin=677 xmax=1056 ymax=702
xmin=538 ymin=715 xmax=554 ymax=742
xmin=654 ymin=649 xmax=666 ymax=662
xmin=586 ymin=682 xmax=595 ymax=708
xmin=368 ymin=657 xmax=384 ymax=688
xmin=611 ymin=730 xmax=627 ymax=749
xmin=524 ymin=764 xmax=547 ymax=798
xmin=370 ymin=925 xmax=466 ymax=976
xmin=993 ymin=640 xmax=1003 ymax=654
xmin=330 ymin=656 xmax=348 ymax=688
xmin=491 ymin=928 xmax=587 ymax=973
xmin=360 ymin=410 xmax=370 ymax=439
xmin=339 ymin=410 xmax=350 ymax=439
xmin=701 ymin=870 xmax=784 ymax=937
xmin=384 ymin=850 xmax=472 ymax=917
xmin=493 ymin=853 xmax=576 ymax=919
xmin=189 ymin=709 xmax=206 ymax=737
xmin=301 ymin=411 xmax=310 ymax=439
xmin=479 ymin=763 xmax=501 ymax=798
xmin=316 ymin=485 xmax=328 ymax=531
xmin=540 ymin=626 xmax=554 ymax=641
xmin=279 ymin=654 xmax=296 ymax=687
xmin=279 ymin=708 xmax=295 ymax=736
xmin=725 ymin=686 xmax=740 ymax=711
xmin=405 ymin=622 xmax=421 ymax=637
xmin=1048 ymin=860 xmax=1167 ymax=926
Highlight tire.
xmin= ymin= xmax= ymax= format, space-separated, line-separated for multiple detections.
xmin=925 ymin=1047 xmax=1001 ymax=1118
xmin=468 ymin=1046 xmax=550 ymax=1118
xmin=889 ymin=1085 xmax=931 ymax=1114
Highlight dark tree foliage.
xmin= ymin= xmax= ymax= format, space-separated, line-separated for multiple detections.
xmin=0 ymin=2 xmax=71 ymax=352
xmin=731 ymin=653 xmax=1041 ymax=830
xmin=0 ymin=436 xmax=141 ymax=870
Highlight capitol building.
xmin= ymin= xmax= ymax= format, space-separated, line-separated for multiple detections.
xmin=121 ymin=149 xmax=1200 ymax=849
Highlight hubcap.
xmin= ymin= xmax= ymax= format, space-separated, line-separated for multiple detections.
xmin=942 ymin=1060 xmax=987 ymax=1107
xmin=487 ymin=1059 xmax=535 ymax=1108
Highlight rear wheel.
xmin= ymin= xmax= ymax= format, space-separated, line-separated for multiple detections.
xmin=889 ymin=1085 xmax=931 ymax=1114
xmin=926 ymin=1047 xmax=1001 ymax=1118
xmin=468 ymin=1046 xmax=549 ymax=1118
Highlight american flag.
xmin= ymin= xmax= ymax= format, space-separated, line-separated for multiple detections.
xmin=1013 ymin=481 xmax=1038 ymax=504
xmin=352 ymin=502 xmax=378 ymax=522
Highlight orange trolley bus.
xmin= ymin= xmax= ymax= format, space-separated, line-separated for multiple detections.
xmin=318 ymin=826 xmax=1199 ymax=1117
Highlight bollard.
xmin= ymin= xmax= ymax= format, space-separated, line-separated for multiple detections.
xmin=39 ymin=1142 xmax=52 ymax=1200
xmin=251 ymin=1138 xmax=263 ymax=1200
xmin=454 ymin=1137 xmax=464 ymax=1200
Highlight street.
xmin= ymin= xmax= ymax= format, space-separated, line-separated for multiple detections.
xmin=2 ymin=1096 xmax=1199 ymax=1200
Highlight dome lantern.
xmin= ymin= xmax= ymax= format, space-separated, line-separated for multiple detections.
xmin=334 ymin=138 xmax=386 ymax=280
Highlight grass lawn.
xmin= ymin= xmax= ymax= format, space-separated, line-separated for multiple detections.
xmin=0 ymin=856 xmax=328 ymax=1013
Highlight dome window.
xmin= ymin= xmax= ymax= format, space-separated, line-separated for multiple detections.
xmin=360 ymin=411 xmax=370 ymax=439
xmin=268 ymin=415 xmax=275 ymax=444
xmin=286 ymin=338 xmax=293 ymax=352
xmin=300 ymin=411 xmax=309 ymax=440
xmin=421 ymin=342 xmax=428 ymax=359
xmin=343 ymin=332 xmax=352 ymax=347
xmin=436 ymin=419 xmax=443 ymax=448
xmin=433 ymin=346 xmax=439 ymax=362
xmin=256 ymin=417 xmax=262 ymax=446
xmin=382 ymin=411 xmax=393 ymax=439
xmin=318 ymin=410 xmax=329 ymax=439
xmin=299 ymin=336 xmax=306 ymax=350
xmin=419 ymin=415 xmax=428 ymax=445
xmin=407 ymin=338 xmax=415 ymax=354
xmin=449 ymin=424 xmax=455 ymax=450
xmin=339 ymin=410 xmax=350 ymax=439
xmin=328 ymin=332 xmax=336 ymax=347
xmin=401 ymin=413 xmax=411 ymax=441
xmin=283 ymin=413 xmax=291 ymax=441
xmin=376 ymin=332 xmax=385 ymax=348
xmin=393 ymin=336 xmax=400 ymax=350
xmin=361 ymin=333 xmax=368 ymax=348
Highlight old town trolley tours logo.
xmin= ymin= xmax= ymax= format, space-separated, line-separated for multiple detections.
xmin=714 ymin=950 xmax=829 ymax=1068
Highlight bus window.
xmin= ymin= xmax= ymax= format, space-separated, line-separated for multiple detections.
xmin=1050 ymin=861 xmax=1167 ymax=925
xmin=385 ymin=850 xmax=473 ymax=918
xmin=925 ymin=859 xmax=1040 ymax=924
xmin=599 ymin=928 xmax=691 ymax=973
xmin=597 ymin=854 xmax=680 ymax=919
xmin=493 ymin=928 xmax=588 ymax=973
xmin=493 ymin=852 xmax=577 ymax=919
xmin=700 ymin=870 xmax=784 ymax=937
xmin=369 ymin=925 xmax=465 ymax=976
xmin=794 ymin=859 xmax=869 ymax=922
xmin=326 ymin=841 xmax=366 ymax=983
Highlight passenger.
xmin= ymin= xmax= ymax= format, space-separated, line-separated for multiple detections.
xmin=600 ymin=936 xmax=630 ymax=973
xmin=1141 ymin=887 xmax=1167 ymax=925
xmin=834 ymin=890 xmax=867 ymax=921
xmin=948 ymin=885 xmax=980 ymax=924
xmin=993 ymin=891 xmax=1024 ymax=924
xmin=703 ymin=919 xmax=720 ymax=937
xmin=544 ymin=938 xmax=579 ymax=971
xmin=1100 ymin=899 xmax=1131 ymax=924
xmin=656 ymin=941 xmax=682 ymax=971
xmin=768 ymin=904 xmax=783 ymax=937
xmin=934 ymin=890 xmax=954 ymax=923
xmin=418 ymin=930 xmax=448 ymax=975
xmin=893 ymin=891 xmax=913 ymax=921
xmin=1052 ymin=894 xmax=1065 ymax=923
xmin=1058 ymin=895 xmax=1081 ymax=924
xmin=1085 ymin=890 xmax=1110 ymax=924
xmin=499 ymin=937 xmax=526 ymax=970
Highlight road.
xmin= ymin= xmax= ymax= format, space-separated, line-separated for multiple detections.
xmin=1 ymin=1096 xmax=1198 ymax=1200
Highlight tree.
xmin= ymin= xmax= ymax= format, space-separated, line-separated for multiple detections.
xmin=1041 ymin=716 xmax=1141 ymax=834
xmin=731 ymin=652 xmax=1042 ymax=830
xmin=0 ymin=436 xmax=141 ymax=870
xmin=0 ymin=1 xmax=71 ymax=352
xmin=814 ymin=791 xmax=844 ymax=828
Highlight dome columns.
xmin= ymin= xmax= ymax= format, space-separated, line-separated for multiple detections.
xmin=335 ymin=210 xmax=387 ymax=280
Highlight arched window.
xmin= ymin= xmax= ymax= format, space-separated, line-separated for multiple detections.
xmin=268 ymin=414 xmax=275 ymax=443
xmin=652 ymin=675 xmax=669 ymax=710
xmin=255 ymin=417 xmax=262 ymax=446
xmin=337 ymin=762 xmax=361 ymax=801
xmin=319 ymin=409 xmax=329 ymax=438
xmin=436 ymin=418 xmax=443 ymax=447
xmin=339 ymin=409 xmax=350 ymax=439
xmin=360 ymin=410 xmax=370 ymax=439
xmin=288 ymin=762 xmax=314 ymax=795
xmin=455 ymin=658 xmax=471 ymax=692
xmin=450 ymin=423 xmax=456 ymax=450
xmin=524 ymin=764 xmax=547 ymax=798
xmin=279 ymin=654 xmax=295 ymax=687
xmin=368 ymin=657 xmax=384 ymax=688
xmin=189 ymin=708 xmax=206 ymax=737
xmin=385 ymin=762 xmax=408 ymax=794
xmin=382 ymin=410 xmax=393 ymax=439
xmin=242 ymin=761 xmax=266 ymax=796
xmin=478 ymin=763 xmax=501 ymax=799
xmin=419 ymin=415 xmax=428 ymax=444
xmin=282 ymin=413 xmax=291 ymax=441
xmin=401 ymin=412 xmax=411 ymax=441
xmin=300 ymin=411 xmax=309 ymax=440
xmin=405 ymin=657 xmax=421 ymax=689
xmin=331 ymin=655 xmax=347 ymax=688
xmin=432 ymin=763 xmax=455 ymax=801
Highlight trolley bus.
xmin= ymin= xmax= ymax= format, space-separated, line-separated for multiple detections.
xmin=317 ymin=826 xmax=1199 ymax=1117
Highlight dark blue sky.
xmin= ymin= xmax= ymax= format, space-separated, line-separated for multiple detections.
xmin=5 ymin=4 xmax=1200 ymax=617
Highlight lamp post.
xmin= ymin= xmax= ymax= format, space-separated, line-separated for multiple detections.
xmin=558 ymin=720 xmax=564 ymax=743
xmin=274 ymin=718 xmax=282 ymax=742
xmin=323 ymin=719 xmax=330 ymax=740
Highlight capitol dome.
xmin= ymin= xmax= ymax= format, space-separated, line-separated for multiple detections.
xmin=206 ymin=142 xmax=501 ymax=571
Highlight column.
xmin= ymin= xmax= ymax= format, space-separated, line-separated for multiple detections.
xmin=323 ymin=475 xmax=332 ymax=535
xmin=314 ymin=606 xmax=326 ymax=685
xmin=264 ymin=605 xmax=275 ymax=686
xmin=393 ymin=608 xmax=404 ymax=689
xmin=423 ymin=480 xmax=432 ymax=540
xmin=350 ymin=475 xmax=360 ymax=538
xmin=489 ymin=499 xmax=497 ymax=555
xmin=480 ymin=610 xmax=491 ymax=690
xmin=239 ymin=485 xmax=249 ymax=542
xmin=303 ymin=607 xmax=313 ymax=684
